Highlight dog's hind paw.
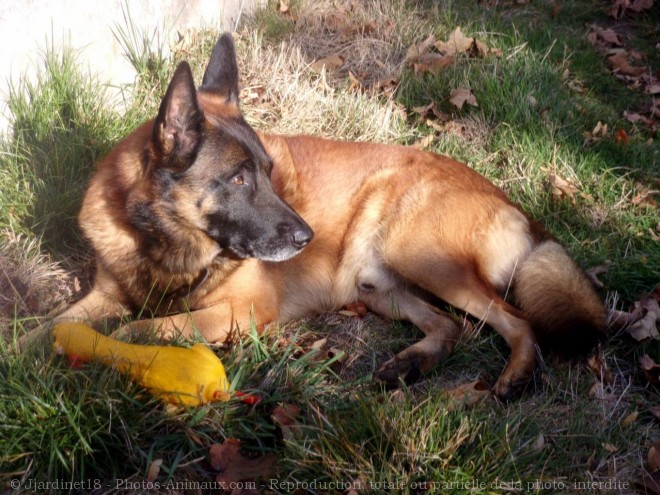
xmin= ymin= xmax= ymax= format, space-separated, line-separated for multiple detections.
xmin=374 ymin=356 xmax=423 ymax=389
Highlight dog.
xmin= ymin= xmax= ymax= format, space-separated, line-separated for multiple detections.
xmin=20 ymin=33 xmax=606 ymax=399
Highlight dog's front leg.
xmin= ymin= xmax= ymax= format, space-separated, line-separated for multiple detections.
xmin=111 ymin=300 xmax=272 ymax=344
xmin=16 ymin=287 xmax=130 ymax=351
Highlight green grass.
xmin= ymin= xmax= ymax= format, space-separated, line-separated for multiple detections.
xmin=1 ymin=0 xmax=659 ymax=493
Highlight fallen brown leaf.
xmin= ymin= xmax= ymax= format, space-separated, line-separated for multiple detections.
xmin=649 ymin=441 xmax=660 ymax=472
xmin=278 ymin=0 xmax=289 ymax=13
xmin=609 ymin=0 xmax=655 ymax=18
xmin=631 ymin=184 xmax=658 ymax=209
xmin=272 ymin=403 xmax=301 ymax=441
xmin=435 ymin=27 xmax=474 ymax=56
xmin=607 ymin=52 xmax=647 ymax=77
xmin=209 ymin=439 xmax=277 ymax=484
xmin=651 ymin=405 xmax=660 ymax=421
xmin=585 ymin=262 xmax=611 ymax=289
xmin=412 ymin=53 xmax=454 ymax=76
xmin=627 ymin=293 xmax=660 ymax=341
xmin=146 ymin=458 xmax=163 ymax=482
xmin=412 ymin=133 xmax=436 ymax=150
xmin=587 ymin=353 xmax=614 ymax=386
xmin=473 ymin=39 xmax=489 ymax=58
xmin=372 ymin=78 xmax=398 ymax=98
xmin=449 ymin=88 xmax=478 ymax=109
xmin=589 ymin=381 xmax=608 ymax=399
xmin=614 ymin=128 xmax=629 ymax=144
xmin=311 ymin=54 xmax=344 ymax=73
xmin=549 ymin=173 xmax=580 ymax=202
xmin=406 ymin=33 xmax=436 ymax=62
xmin=444 ymin=380 xmax=490 ymax=411
xmin=620 ymin=410 xmax=639 ymax=427
xmin=531 ymin=433 xmax=546 ymax=452
xmin=640 ymin=354 xmax=660 ymax=384
xmin=587 ymin=25 xmax=624 ymax=48
xmin=603 ymin=442 xmax=619 ymax=453
xmin=640 ymin=472 xmax=660 ymax=495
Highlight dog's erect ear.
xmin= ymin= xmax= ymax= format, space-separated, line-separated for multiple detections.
xmin=199 ymin=33 xmax=239 ymax=104
xmin=152 ymin=61 xmax=202 ymax=168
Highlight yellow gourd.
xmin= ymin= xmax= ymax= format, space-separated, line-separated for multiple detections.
xmin=53 ymin=322 xmax=230 ymax=406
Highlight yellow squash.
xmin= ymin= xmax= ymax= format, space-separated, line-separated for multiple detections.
xmin=53 ymin=322 xmax=230 ymax=406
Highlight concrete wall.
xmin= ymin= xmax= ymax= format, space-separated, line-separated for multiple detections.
xmin=0 ymin=0 xmax=262 ymax=131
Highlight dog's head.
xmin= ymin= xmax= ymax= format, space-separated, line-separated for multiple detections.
xmin=142 ymin=34 xmax=313 ymax=262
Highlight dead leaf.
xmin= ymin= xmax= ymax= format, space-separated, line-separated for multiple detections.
xmin=490 ymin=47 xmax=503 ymax=58
xmin=406 ymin=33 xmax=436 ymax=62
xmin=607 ymin=52 xmax=646 ymax=77
xmin=603 ymin=443 xmax=619 ymax=453
xmin=646 ymin=83 xmax=660 ymax=95
xmin=531 ymin=433 xmax=546 ymax=452
xmin=209 ymin=439 xmax=277 ymax=484
xmin=389 ymin=389 xmax=406 ymax=403
xmin=271 ymin=403 xmax=301 ymax=441
xmin=549 ymin=173 xmax=580 ymax=202
xmin=587 ymin=353 xmax=614 ymax=386
xmin=146 ymin=458 xmax=163 ymax=482
xmin=278 ymin=0 xmax=289 ymax=14
xmin=444 ymin=380 xmax=490 ymax=411
xmin=650 ymin=405 xmax=660 ymax=421
xmin=311 ymin=54 xmax=344 ymax=73
xmin=587 ymin=25 xmax=624 ymax=47
xmin=348 ymin=71 xmax=363 ymax=92
xmin=631 ymin=186 xmax=658 ymax=208
xmin=627 ymin=293 xmax=660 ymax=341
xmin=412 ymin=102 xmax=451 ymax=122
xmin=588 ymin=381 xmax=603 ymax=399
xmin=372 ymin=78 xmax=398 ymax=97
xmin=620 ymin=411 xmax=639 ymax=427
xmin=585 ymin=262 xmax=611 ymax=289
xmin=412 ymin=134 xmax=436 ymax=150
xmin=614 ymin=128 xmax=629 ymax=144
xmin=473 ymin=39 xmax=489 ymax=58
xmin=640 ymin=354 xmax=660 ymax=385
xmin=623 ymin=110 xmax=656 ymax=129
xmin=412 ymin=53 xmax=454 ymax=76
xmin=310 ymin=338 xmax=327 ymax=351
xmin=435 ymin=27 xmax=474 ymax=56
xmin=649 ymin=441 xmax=660 ymax=472
xmin=640 ymin=472 xmax=660 ymax=495
xmin=449 ymin=88 xmax=478 ymax=109
xmin=610 ymin=0 xmax=655 ymax=18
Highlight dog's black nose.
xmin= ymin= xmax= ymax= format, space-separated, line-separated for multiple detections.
xmin=291 ymin=226 xmax=314 ymax=248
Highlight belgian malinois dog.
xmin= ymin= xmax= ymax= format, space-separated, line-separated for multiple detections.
xmin=22 ymin=34 xmax=605 ymax=399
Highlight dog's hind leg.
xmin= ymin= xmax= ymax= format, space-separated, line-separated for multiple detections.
xmin=360 ymin=287 xmax=462 ymax=386
xmin=383 ymin=243 xmax=536 ymax=399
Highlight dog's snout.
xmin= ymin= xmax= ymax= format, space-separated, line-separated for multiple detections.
xmin=292 ymin=226 xmax=314 ymax=248
xmin=278 ymin=222 xmax=314 ymax=249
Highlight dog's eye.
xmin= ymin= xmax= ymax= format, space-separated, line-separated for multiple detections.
xmin=231 ymin=175 xmax=245 ymax=186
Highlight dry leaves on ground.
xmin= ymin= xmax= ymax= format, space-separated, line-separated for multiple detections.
xmin=548 ymin=172 xmax=580 ymax=203
xmin=626 ymin=291 xmax=660 ymax=341
xmin=406 ymin=27 xmax=497 ymax=77
xmin=640 ymin=355 xmax=660 ymax=385
xmin=449 ymin=89 xmax=478 ymax=110
xmin=271 ymin=403 xmax=302 ymax=441
xmin=209 ymin=438 xmax=277 ymax=485
xmin=443 ymin=380 xmax=490 ymax=411
xmin=609 ymin=0 xmax=655 ymax=19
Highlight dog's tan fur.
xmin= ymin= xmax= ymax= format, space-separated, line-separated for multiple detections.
xmin=21 ymin=35 xmax=605 ymax=399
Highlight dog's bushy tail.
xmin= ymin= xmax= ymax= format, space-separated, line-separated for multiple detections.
xmin=514 ymin=240 xmax=606 ymax=356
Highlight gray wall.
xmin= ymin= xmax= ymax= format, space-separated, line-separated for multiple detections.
xmin=0 ymin=0 xmax=262 ymax=131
